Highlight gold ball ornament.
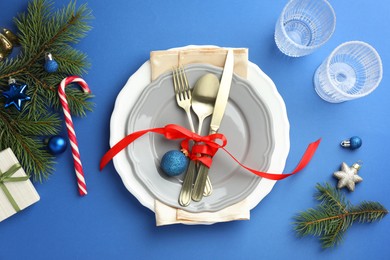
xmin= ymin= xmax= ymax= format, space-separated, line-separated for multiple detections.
xmin=0 ymin=28 xmax=20 ymax=62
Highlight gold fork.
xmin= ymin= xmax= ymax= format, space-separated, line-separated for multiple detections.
xmin=172 ymin=66 xmax=213 ymax=206
xmin=172 ymin=66 xmax=195 ymax=132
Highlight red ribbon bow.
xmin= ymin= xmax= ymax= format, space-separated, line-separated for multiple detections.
xmin=100 ymin=124 xmax=321 ymax=181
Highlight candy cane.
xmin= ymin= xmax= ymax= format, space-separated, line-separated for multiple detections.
xmin=58 ymin=76 xmax=91 ymax=196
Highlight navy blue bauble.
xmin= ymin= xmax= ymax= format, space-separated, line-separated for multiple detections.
xmin=44 ymin=60 xmax=59 ymax=73
xmin=160 ymin=150 xmax=189 ymax=176
xmin=47 ymin=135 xmax=67 ymax=155
xmin=44 ymin=53 xmax=59 ymax=73
xmin=341 ymin=136 xmax=362 ymax=150
xmin=349 ymin=136 xmax=362 ymax=150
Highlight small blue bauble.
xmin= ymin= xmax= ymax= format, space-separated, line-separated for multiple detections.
xmin=349 ymin=136 xmax=362 ymax=150
xmin=47 ymin=135 xmax=67 ymax=155
xmin=341 ymin=136 xmax=362 ymax=150
xmin=160 ymin=150 xmax=189 ymax=176
xmin=44 ymin=52 xmax=59 ymax=73
xmin=44 ymin=60 xmax=59 ymax=73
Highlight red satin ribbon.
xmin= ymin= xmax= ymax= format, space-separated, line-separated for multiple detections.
xmin=100 ymin=124 xmax=321 ymax=181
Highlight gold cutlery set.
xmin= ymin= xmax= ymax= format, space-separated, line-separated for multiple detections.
xmin=172 ymin=49 xmax=235 ymax=206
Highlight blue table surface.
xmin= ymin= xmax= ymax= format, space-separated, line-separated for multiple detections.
xmin=1 ymin=0 xmax=389 ymax=259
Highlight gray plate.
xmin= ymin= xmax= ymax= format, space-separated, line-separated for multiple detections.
xmin=126 ymin=64 xmax=274 ymax=213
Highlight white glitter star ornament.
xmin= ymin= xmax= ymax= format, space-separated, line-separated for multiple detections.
xmin=333 ymin=162 xmax=363 ymax=191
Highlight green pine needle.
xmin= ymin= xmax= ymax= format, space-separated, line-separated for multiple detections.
xmin=0 ymin=0 xmax=93 ymax=181
xmin=294 ymin=183 xmax=388 ymax=248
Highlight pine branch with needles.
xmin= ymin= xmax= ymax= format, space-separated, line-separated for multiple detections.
xmin=0 ymin=0 xmax=93 ymax=181
xmin=294 ymin=183 xmax=388 ymax=248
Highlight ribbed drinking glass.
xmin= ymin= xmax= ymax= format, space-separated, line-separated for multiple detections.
xmin=275 ymin=0 xmax=336 ymax=57
xmin=314 ymin=41 xmax=383 ymax=103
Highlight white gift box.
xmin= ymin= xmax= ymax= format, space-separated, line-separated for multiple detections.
xmin=0 ymin=148 xmax=40 ymax=222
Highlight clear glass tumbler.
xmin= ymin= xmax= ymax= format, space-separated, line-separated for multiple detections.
xmin=314 ymin=41 xmax=383 ymax=103
xmin=275 ymin=0 xmax=336 ymax=57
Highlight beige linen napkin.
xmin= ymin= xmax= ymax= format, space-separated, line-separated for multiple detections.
xmin=155 ymin=200 xmax=250 ymax=226
xmin=150 ymin=47 xmax=250 ymax=226
xmin=150 ymin=47 xmax=248 ymax=81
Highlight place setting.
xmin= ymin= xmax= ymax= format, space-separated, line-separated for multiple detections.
xmin=98 ymin=0 xmax=384 ymax=229
xmin=99 ymin=46 xmax=321 ymax=225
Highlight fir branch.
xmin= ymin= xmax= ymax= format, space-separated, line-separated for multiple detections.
xmin=16 ymin=113 xmax=61 ymax=136
xmin=51 ymin=85 xmax=94 ymax=117
xmin=314 ymin=182 xmax=350 ymax=213
xmin=349 ymin=201 xmax=388 ymax=223
xmin=294 ymin=183 xmax=388 ymax=248
xmin=0 ymin=0 xmax=93 ymax=181
xmin=0 ymin=111 xmax=57 ymax=182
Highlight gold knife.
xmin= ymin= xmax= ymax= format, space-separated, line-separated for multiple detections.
xmin=191 ymin=49 xmax=235 ymax=201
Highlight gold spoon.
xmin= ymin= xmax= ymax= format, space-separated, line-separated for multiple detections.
xmin=178 ymin=73 xmax=219 ymax=206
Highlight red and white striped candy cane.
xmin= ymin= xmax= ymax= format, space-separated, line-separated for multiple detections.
xmin=58 ymin=76 xmax=91 ymax=196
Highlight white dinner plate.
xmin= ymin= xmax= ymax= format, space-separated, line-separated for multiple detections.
xmin=109 ymin=45 xmax=290 ymax=214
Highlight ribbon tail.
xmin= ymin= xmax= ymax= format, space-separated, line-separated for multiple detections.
xmin=100 ymin=129 xmax=150 ymax=170
xmin=0 ymin=183 xmax=21 ymax=212
xmin=4 ymin=176 xmax=30 ymax=182
xmin=100 ymin=125 xmax=202 ymax=171
xmin=289 ymin=138 xmax=322 ymax=174
xmin=222 ymin=139 xmax=321 ymax=180
xmin=0 ymin=163 xmax=28 ymax=212
xmin=100 ymin=127 xmax=167 ymax=170
xmin=1 ymin=164 xmax=22 ymax=178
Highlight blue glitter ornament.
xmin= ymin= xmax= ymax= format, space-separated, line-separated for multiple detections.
xmin=2 ymin=78 xmax=31 ymax=111
xmin=341 ymin=136 xmax=362 ymax=150
xmin=44 ymin=52 xmax=59 ymax=73
xmin=160 ymin=150 xmax=189 ymax=176
xmin=46 ymin=135 xmax=67 ymax=155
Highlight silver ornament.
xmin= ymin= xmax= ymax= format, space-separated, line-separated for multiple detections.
xmin=333 ymin=162 xmax=363 ymax=191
